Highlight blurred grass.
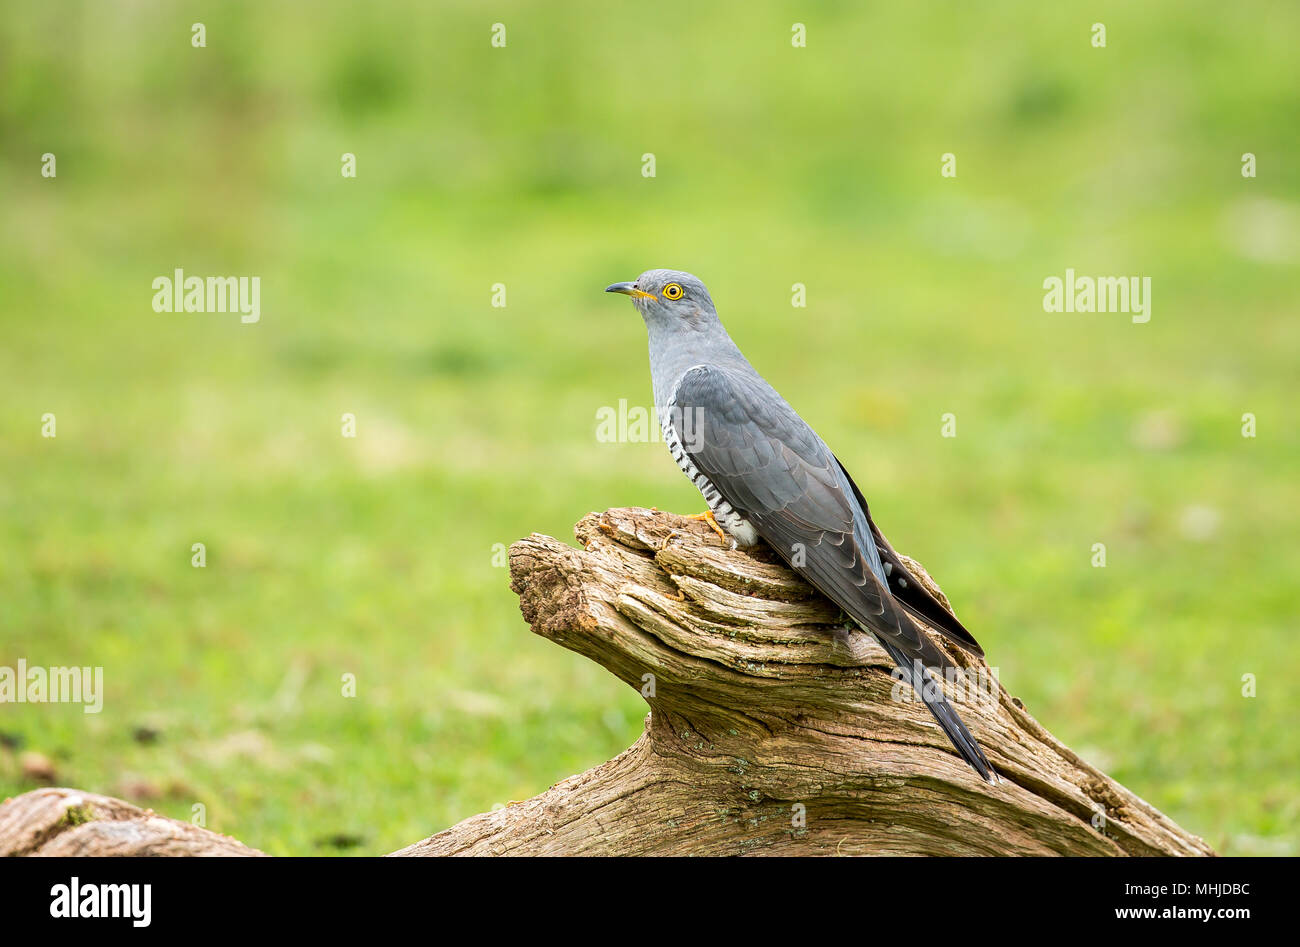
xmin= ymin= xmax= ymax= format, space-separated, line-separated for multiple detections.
xmin=1 ymin=1 xmax=1297 ymax=855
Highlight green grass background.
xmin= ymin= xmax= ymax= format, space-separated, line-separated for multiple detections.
xmin=1 ymin=1 xmax=1296 ymax=855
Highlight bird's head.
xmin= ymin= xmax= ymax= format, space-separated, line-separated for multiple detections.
xmin=605 ymin=269 xmax=717 ymax=329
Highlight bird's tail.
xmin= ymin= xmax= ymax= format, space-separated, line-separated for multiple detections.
xmin=875 ymin=636 xmax=997 ymax=784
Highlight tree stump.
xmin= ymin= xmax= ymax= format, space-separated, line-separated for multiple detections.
xmin=0 ymin=508 xmax=1213 ymax=856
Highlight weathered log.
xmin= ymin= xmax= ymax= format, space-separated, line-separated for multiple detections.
xmin=396 ymin=508 xmax=1212 ymax=856
xmin=0 ymin=508 xmax=1213 ymax=856
xmin=0 ymin=787 xmax=263 ymax=856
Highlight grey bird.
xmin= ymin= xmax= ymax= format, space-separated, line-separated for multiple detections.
xmin=606 ymin=268 xmax=996 ymax=783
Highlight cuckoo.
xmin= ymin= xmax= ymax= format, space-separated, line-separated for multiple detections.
xmin=606 ymin=269 xmax=996 ymax=783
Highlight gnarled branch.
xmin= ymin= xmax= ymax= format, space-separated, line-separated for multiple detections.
xmin=397 ymin=508 xmax=1211 ymax=856
xmin=0 ymin=509 xmax=1212 ymax=857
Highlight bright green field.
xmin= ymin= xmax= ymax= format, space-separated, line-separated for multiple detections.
xmin=1 ymin=2 xmax=1296 ymax=855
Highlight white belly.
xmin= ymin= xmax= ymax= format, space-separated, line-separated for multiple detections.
xmin=660 ymin=407 xmax=760 ymax=547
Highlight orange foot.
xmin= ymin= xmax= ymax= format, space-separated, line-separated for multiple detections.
xmin=686 ymin=510 xmax=729 ymax=545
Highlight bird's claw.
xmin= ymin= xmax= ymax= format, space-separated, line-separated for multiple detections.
xmin=686 ymin=510 xmax=730 ymax=546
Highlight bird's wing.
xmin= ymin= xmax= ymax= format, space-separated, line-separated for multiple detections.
xmin=670 ymin=364 xmax=993 ymax=781
xmin=834 ymin=456 xmax=985 ymax=657
xmin=671 ymin=365 xmax=936 ymax=666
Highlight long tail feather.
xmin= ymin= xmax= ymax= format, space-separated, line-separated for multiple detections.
xmin=875 ymin=636 xmax=996 ymax=783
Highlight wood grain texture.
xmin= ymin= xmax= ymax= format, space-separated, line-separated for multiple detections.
xmin=397 ymin=508 xmax=1212 ymax=856
xmin=0 ymin=508 xmax=1212 ymax=856
xmin=0 ymin=787 xmax=263 ymax=856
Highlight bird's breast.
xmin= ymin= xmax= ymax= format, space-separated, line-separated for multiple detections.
xmin=659 ymin=406 xmax=760 ymax=547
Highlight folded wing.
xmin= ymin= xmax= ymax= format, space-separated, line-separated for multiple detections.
xmin=670 ymin=364 xmax=993 ymax=781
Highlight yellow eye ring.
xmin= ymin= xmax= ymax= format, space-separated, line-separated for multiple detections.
xmin=663 ymin=283 xmax=684 ymax=300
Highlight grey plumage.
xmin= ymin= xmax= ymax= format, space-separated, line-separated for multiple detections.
xmin=606 ymin=268 xmax=995 ymax=783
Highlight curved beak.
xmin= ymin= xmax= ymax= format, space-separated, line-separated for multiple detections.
xmin=605 ymin=281 xmax=656 ymax=300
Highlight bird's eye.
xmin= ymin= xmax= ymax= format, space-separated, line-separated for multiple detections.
xmin=663 ymin=283 xmax=684 ymax=300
